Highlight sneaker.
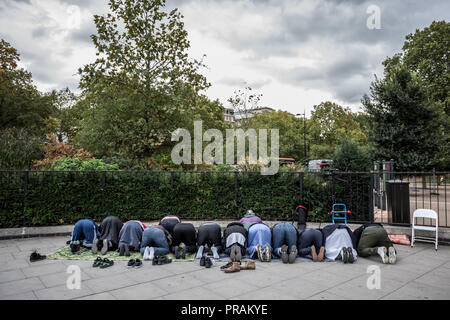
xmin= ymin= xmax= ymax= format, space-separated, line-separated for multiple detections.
xmin=311 ymin=245 xmax=318 ymax=262
xmin=317 ymin=246 xmax=325 ymax=262
xmin=264 ymin=244 xmax=271 ymax=262
xmin=200 ymin=256 xmax=206 ymax=266
xmin=288 ymin=245 xmax=297 ymax=264
xmin=388 ymin=247 xmax=397 ymax=264
xmin=205 ymin=257 xmax=212 ymax=268
xmin=30 ymin=251 xmax=46 ymax=263
xmin=280 ymin=245 xmax=288 ymax=264
xmin=143 ymin=246 xmax=151 ymax=260
xmin=346 ymin=247 xmax=355 ymax=264
xmin=256 ymin=244 xmax=264 ymax=262
xmin=101 ymin=239 xmax=108 ymax=255
xmin=377 ymin=247 xmax=388 ymax=264
xmin=340 ymin=247 xmax=348 ymax=263
xmin=224 ymin=261 xmax=241 ymax=273
xmin=70 ymin=241 xmax=81 ymax=254
xmin=174 ymin=246 xmax=180 ymax=259
xmin=92 ymin=239 xmax=99 ymax=254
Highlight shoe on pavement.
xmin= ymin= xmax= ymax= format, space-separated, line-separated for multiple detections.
xmin=220 ymin=261 xmax=233 ymax=270
xmin=340 ymin=247 xmax=348 ymax=263
xmin=200 ymin=256 xmax=206 ymax=266
xmin=224 ymin=262 xmax=241 ymax=273
xmin=377 ymin=246 xmax=388 ymax=264
xmin=240 ymin=260 xmax=256 ymax=270
xmin=205 ymin=257 xmax=212 ymax=268
xmin=280 ymin=245 xmax=288 ymax=264
xmin=30 ymin=251 xmax=46 ymax=263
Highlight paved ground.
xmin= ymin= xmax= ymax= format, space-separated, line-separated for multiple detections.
xmin=0 ymin=236 xmax=449 ymax=300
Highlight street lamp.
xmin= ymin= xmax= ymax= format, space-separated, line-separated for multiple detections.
xmin=296 ymin=111 xmax=307 ymax=161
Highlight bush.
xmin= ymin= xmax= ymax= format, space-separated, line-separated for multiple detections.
xmin=0 ymin=171 xmax=372 ymax=227
xmin=49 ymin=158 xmax=120 ymax=171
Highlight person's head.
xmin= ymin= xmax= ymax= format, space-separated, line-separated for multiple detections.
xmin=246 ymin=209 xmax=255 ymax=215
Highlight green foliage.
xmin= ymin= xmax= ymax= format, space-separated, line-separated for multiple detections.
xmin=0 ymin=128 xmax=44 ymax=169
xmin=249 ymin=110 xmax=304 ymax=161
xmin=0 ymin=171 xmax=371 ymax=228
xmin=332 ymin=138 xmax=372 ymax=172
xmin=77 ymin=0 xmax=210 ymax=164
xmin=0 ymin=39 xmax=56 ymax=135
xmin=308 ymin=102 xmax=368 ymax=159
xmin=49 ymin=158 xmax=120 ymax=171
xmin=362 ymin=65 xmax=442 ymax=171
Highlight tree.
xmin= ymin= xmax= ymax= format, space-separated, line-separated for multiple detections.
xmin=308 ymin=101 xmax=368 ymax=159
xmin=332 ymin=138 xmax=372 ymax=172
xmin=362 ymin=65 xmax=441 ymax=171
xmin=77 ymin=0 xmax=209 ymax=165
xmin=0 ymin=39 xmax=56 ymax=134
xmin=228 ymin=86 xmax=262 ymax=130
xmin=249 ymin=110 xmax=304 ymax=161
xmin=383 ymin=21 xmax=450 ymax=169
xmin=0 ymin=128 xmax=43 ymax=169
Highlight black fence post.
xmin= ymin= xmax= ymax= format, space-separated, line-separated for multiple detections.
xmin=22 ymin=170 xmax=29 ymax=228
xmin=369 ymin=172 xmax=374 ymax=223
xmin=170 ymin=171 xmax=174 ymax=214
xmin=299 ymin=172 xmax=303 ymax=203
xmin=234 ymin=171 xmax=238 ymax=219
xmin=101 ymin=171 xmax=106 ymax=217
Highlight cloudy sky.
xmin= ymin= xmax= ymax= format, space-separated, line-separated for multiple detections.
xmin=1 ymin=0 xmax=449 ymax=115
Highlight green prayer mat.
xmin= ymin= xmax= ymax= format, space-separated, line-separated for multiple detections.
xmin=47 ymin=246 xmax=195 ymax=262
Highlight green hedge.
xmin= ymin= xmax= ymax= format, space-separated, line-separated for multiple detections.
xmin=0 ymin=171 xmax=371 ymax=228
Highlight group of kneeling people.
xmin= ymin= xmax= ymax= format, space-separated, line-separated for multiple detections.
xmin=69 ymin=205 xmax=397 ymax=271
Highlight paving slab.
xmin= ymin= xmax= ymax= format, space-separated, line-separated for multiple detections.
xmin=162 ymin=286 xmax=226 ymax=300
xmin=0 ymin=277 xmax=45 ymax=297
xmin=109 ymin=282 xmax=169 ymax=300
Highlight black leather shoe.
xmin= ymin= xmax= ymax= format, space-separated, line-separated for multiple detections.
xmin=200 ymin=256 xmax=206 ymax=266
xmin=205 ymin=257 xmax=212 ymax=268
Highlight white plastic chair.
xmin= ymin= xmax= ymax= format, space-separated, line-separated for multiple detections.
xmin=411 ymin=209 xmax=438 ymax=251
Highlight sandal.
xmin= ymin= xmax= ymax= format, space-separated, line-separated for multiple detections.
xmin=134 ymin=259 xmax=143 ymax=268
xmin=99 ymin=258 xmax=114 ymax=269
xmin=127 ymin=259 xmax=136 ymax=267
xmin=93 ymin=257 xmax=103 ymax=268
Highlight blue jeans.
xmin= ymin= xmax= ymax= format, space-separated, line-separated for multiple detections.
xmin=139 ymin=227 xmax=169 ymax=256
xmin=272 ymin=223 xmax=297 ymax=256
xmin=298 ymin=229 xmax=323 ymax=257
xmin=71 ymin=219 xmax=100 ymax=247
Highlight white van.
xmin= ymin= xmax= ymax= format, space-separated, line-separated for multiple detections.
xmin=308 ymin=159 xmax=333 ymax=172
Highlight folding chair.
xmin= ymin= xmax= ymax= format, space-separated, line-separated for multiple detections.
xmin=411 ymin=209 xmax=438 ymax=251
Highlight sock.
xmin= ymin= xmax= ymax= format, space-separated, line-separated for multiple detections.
xmin=149 ymin=247 xmax=155 ymax=260
xmin=195 ymin=245 xmax=204 ymax=259
xmin=211 ymin=246 xmax=219 ymax=259
xmin=143 ymin=246 xmax=151 ymax=260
